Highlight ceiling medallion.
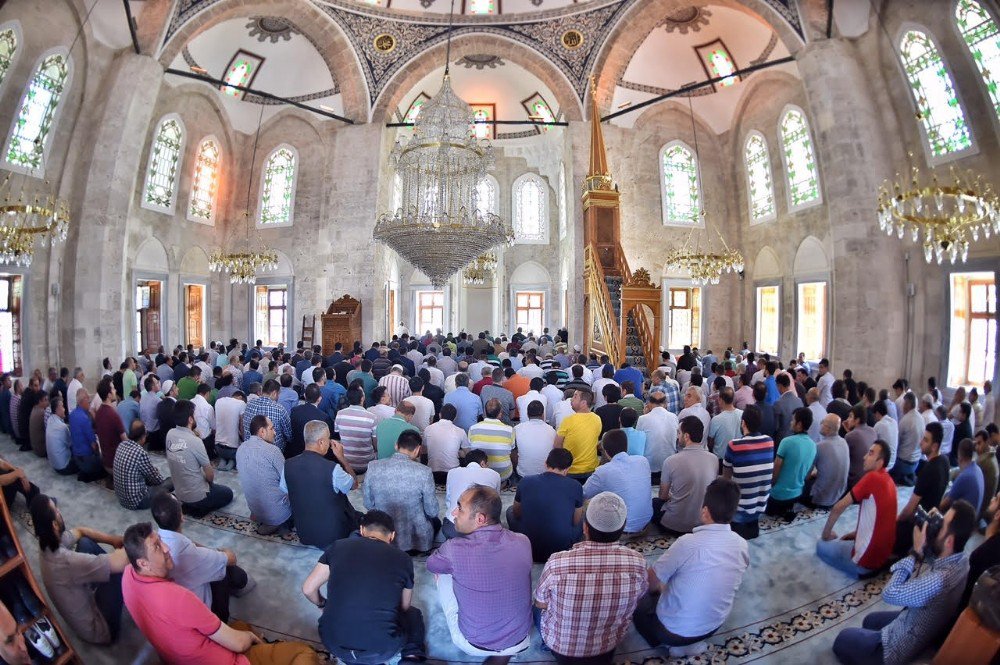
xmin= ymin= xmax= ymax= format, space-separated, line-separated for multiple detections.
xmin=455 ymin=54 xmax=506 ymax=70
xmin=246 ymin=17 xmax=298 ymax=43
xmin=373 ymin=33 xmax=397 ymax=54
xmin=661 ymin=6 xmax=712 ymax=34
xmin=561 ymin=29 xmax=584 ymax=50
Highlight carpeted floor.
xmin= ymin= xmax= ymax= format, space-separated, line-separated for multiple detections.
xmin=0 ymin=433 xmax=936 ymax=664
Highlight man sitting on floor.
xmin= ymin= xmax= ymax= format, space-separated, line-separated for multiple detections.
xmin=302 ymin=510 xmax=426 ymax=664
xmin=894 ymin=422 xmax=950 ymax=557
xmin=427 ymin=485 xmax=533 ymax=663
xmin=29 ymin=494 xmax=128 ymax=645
xmin=68 ymin=389 xmax=105 ymax=482
xmin=113 ymin=420 xmax=171 ymax=511
xmin=722 ymin=405 xmax=774 ymax=540
xmin=832 ymin=501 xmax=976 ymax=665
xmin=151 ymin=492 xmax=255 ymax=622
xmin=817 ymin=440 xmax=897 ymax=578
xmin=237 ymin=415 xmax=293 ymax=536
xmin=633 ymin=478 xmax=749 ymax=658
xmin=584 ymin=429 xmax=653 ymax=534
xmin=940 ymin=437 xmax=984 ymax=514
xmin=507 ymin=448 xmax=584 ymax=562
xmin=443 ymin=449 xmax=501 ymax=540
xmin=765 ymin=407 xmax=817 ymax=522
xmin=805 ymin=414 xmax=849 ymax=510
xmin=654 ymin=415 xmax=718 ymax=534
xmin=45 ymin=396 xmax=77 ymax=475
xmin=363 ymin=430 xmax=440 ymax=554
xmin=535 ymin=491 xmax=648 ymax=663
xmin=283 ymin=420 xmax=360 ymax=550
xmin=121 ymin=522 xmax=317 ymax=664
xmin=167 ymin=400 xmax=234 ymax=517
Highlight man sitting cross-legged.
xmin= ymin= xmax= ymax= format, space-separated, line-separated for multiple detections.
xmin=302 ymin=510 xmax=426 ymax=664
xmin=113 ymin=420 xmax=172 ymax=511
xmin=583 ymin=429 xmax=653 ymax=534
xmin=816 ymin=440 xmax=897 ymax=578
xmin=443 ymin=449 xmax=501 ymax=540
xmin=237 ymin=415 xmax=293 ymax=536
xmin=507 ymin=448 xmax=584 ymax=563
xmin=121 ymin=522 xmax=317 ymax=664
xmin=150 ymin=492 xmax=255 ymax=622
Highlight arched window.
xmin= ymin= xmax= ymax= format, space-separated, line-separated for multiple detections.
xmin=475 ymin=175 xmax=498 ymax=215
xmin=558 ymin=163 xmax=567 ymax=239
xmin=899 ymin=29 xmax=972 ymax=158
xmin=188 ymin=138 xmax=220 ymax=223
xmin=778 ymin=108 xmax=821 ymax=209
xmin=259 ymin=145 xmax=297 ymax=226
xmin=0 ymin=27 xmax=19 ymax=90
xmin=4 ymin=52 xmax=69 ymax=174
xmin=955 ymin=0 xmax=1000 ymax=121
xmin=659 ymin=142 xmax=700 ymax=225
xmin=512 ymin=173 xmax=548 ymax=244
xmin=142 ymin=116 xmax=185 ymax=213
xmin=744 ymin=132 xmax=775 ymax=222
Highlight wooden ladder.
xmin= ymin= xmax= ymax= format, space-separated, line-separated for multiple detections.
xmin=301 ymin=315 xmax=316 ymax=347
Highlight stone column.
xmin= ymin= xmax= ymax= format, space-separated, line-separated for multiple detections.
xmin=796 ymin=38 xmax=905 ymax=386
xmin=61 ymin=52 xmax=164 ymax=365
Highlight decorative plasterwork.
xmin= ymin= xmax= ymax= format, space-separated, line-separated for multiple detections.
xmin=179 ymin=46 xmax=340 ymax=100
xmin=246 ymin=17 xmax=300 ymax=43
xmin=660 ymin=6 xmax=711 ymax=34
xmin=455 ymin=54 xmax=506 ymax=69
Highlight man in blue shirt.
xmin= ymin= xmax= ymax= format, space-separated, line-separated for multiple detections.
xmin=317 ymin=368 xmax=346 ymax=421
xmin=68 ymin=389 xmax=105 ymax=482
xmin=117 ymin=390 xmax=141 ymax=432
xmin=442 ymin=373 xmax=483 ymax=432
xmin=277 ymin=374 xmax=299 ymax=415
xmin=941 ymin=438 xmax=984 ymax=514
xmin=241 ymin=360 xmax=263 ymax=393
xmin=583 ymin=430 xmax=652 ymax=532
xmin=614 ymin=363 xmax=645 ymax=399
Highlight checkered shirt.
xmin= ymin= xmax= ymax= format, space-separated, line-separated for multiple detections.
xmin=241 ymin=396 xmax=293 ymax=452
xmin=112 ymin=439 xmax=164 ymax=510
xmin=534 ymin=540 xmax=648 ymax=657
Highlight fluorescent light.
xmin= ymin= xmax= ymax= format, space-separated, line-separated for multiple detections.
xmin=190 ymin=66 xmax=207 ymax=75
xmin=319 ymin=104 xmax=336 ymax=112
xmin=617 ymin=101 xmax=633 ymax=109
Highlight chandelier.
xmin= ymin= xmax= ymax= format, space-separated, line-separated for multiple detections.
xmin=876 ymin=158 xmax=999 ymax=264
xmin=0 ymin=175 xmax=70 ymax=266
xmin=372 ymin=1 xmax=513 ymax=288
xmin=463 ymin=250 xmax=498 ymax=285
xmin=209 ymin=106 xmax=278 ymax=284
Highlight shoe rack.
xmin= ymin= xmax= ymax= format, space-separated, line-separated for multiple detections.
xmin=0 ymin=491 xmax=77 ymax=664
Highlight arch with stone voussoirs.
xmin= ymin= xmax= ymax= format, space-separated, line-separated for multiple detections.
xmin=585 ymin=0 xmax=807 ymax=117
xmin=156 ymin=0 xmax=370 ymax=122
xmin=370 ymin=33 xmax=585 ymax=125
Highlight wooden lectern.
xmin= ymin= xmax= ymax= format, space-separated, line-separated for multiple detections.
xmin=321 ymin=295 xmax=362 ymax=355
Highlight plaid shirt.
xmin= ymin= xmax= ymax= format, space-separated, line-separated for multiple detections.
xmin=649 ymin=382 xmax=682 ymax=414
xmin=535 ymin=541 xmax=648 ymax=657
xmin=113 ymin=439 xmax=164 ymax=509
xmin=241 ymin=396 xmax=293 ymax=452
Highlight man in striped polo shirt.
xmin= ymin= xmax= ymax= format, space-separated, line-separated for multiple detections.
xmin=468 ymin=398 xmax=516 ymax=485
xmin=722 ymin=405 xmax=774 ymax=540
xmin=333 ymin=387 xmax=377 ymax=474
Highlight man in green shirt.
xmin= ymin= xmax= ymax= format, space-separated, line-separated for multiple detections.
xmin=618 ymin=381 xmax=645 ymax=412
xmin=375 ymin=401 xmax=418 ymax=459
xmin=346 ymin=360 xmax=379 ymax=407
xmin=176 ymin=366 xmax=202 ymax=401
xmin=766 ymin=407 xmax=817 ymax=522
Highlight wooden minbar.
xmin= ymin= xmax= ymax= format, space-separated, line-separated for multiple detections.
xmin=321 ymin=295 xmax=362 ymax=355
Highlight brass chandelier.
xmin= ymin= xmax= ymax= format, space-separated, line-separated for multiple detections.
xmin=876 ymin=157 xmax=999 ymax=264
xmin=0 ymin=174 xmax=70 ymax=266
xmin=463 ymin=250 xmax=498 ymax=285
xmin=209 ymin=105 xmax=278 ymax=284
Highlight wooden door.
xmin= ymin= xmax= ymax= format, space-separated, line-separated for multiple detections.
xmin=185 ymin=285 xmax=204 ymax=348
xmin=388 ymin=289 xmax=396 ymax=339
xmin=141 ymin=281 xmax=162 ymax=354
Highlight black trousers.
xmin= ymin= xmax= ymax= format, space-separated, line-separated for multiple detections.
xmin=632 ymin=591 xmax=718 ymax=649
xmin=329 ymin=606 xmax=426 ymax=664
xmin=209 ymin=564 xmax=249 ymax=622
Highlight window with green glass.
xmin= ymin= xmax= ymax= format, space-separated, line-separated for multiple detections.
xmin=955 ymin=0 xmax=1000 ymax=121
xmin=259 ymin=146 xmax=297 ymax=226
xmin=778 ymin=108 xmax=820 ymax=208
xmin=143 ymin=117 xmax=184 ymax=211
xmin=660 ymin=143 xmax=700 ymax=224
xmin=189 ymin=139 xmax=219 ymax=223
xmin=744 ymin=132 xmax=775 ymax=222
xmin=0 ymin=29 xmax=18 ymax=90
xmin=5 ymin=53 xmax=69 ymax=172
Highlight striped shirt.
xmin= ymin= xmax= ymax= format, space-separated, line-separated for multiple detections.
xmin=468 ymin=418 xmax=516 ymax=480
xmin=333 ymin=405 xmax=377 ymax=472
xmin=378 ymin=373 xmax=411 ymax=407
xmin=723 ymin=433 xmax=774 ymax=521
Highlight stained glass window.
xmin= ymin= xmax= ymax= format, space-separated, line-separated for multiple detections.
xmin=472 ymin=108 xmax=490 ymax=139
xmin=467 ymin=0 xmax=496 ymax=14
xmin=955 ymin=0 xmax=1000 ymax=121
xmin=475 ymin=175 xmax=498 ymax=215
xmin=188 ymin=138 xmax=219 ymax=223
xmin=744 ymin=133 xmax=775 ymax=222
xmin=5 ymin=53 xmax=69 ymax=173
xmin=403 ymin=94 xmax=429 ymax=124
xmin=220 ymin=51 xmax=262 ymax=97
xmin=0 ymin=29 xmax=18 ymax=90
xmin=513 ymin=173 xmax=548 ymax=244
xmin=797 ymin=282 xmax=827 ymax=361
xmin=660 ymin=143 xmax=700 ymax=225
xmin=259 ymin=146 xmax=297 ymax=226
xmin=778 ymin=108 xmax=820 ymax=208
xmin=558 ymin=164 xmax=567 ymax=240
xmin=707 ymin=48 xmax=738 ymax=87
xmin=899 ymin=30 xmax=972 ymax=157
xmin=531 ymin=101 xmax=555 ymax=132
xmin=142 ymin=117 xmax=184 ymax=212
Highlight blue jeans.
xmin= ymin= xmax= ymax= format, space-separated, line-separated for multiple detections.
xmin=816 ymin=538 xmax=874 ymax=578
xmin=832 ymin=610 xmax=899 ymax=664
xmin=890 ymin=460 xmax=916 ymax=486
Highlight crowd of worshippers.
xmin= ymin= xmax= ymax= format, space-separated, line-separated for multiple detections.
xmin=0 ymin=331 xmax=996 ymax=664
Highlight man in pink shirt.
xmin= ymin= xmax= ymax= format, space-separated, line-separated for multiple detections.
xmin=121 ymin=522 xmax=316 ymax=664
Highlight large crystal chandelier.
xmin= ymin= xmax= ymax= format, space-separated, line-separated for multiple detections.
xmin=373 ymin=1 xmax=513 ymax=288
xmin=0 ymin=174 xmax=70 ymax=266
xmin=209 ymin=105 xmax=278 ymax=284
xmin=876 ymin=156 xmax=999 ymax=264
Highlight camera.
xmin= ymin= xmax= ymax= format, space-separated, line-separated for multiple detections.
xmin=913 ymin=506 xmax=945 ymax=553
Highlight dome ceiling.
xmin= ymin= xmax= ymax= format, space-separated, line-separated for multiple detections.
xmin=351 ymin=0 xmax=600 ymax=17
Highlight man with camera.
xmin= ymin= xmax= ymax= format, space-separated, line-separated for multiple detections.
xmin=894 ymin=422 xmax=950 ymax=557
xmin=832 ymin=500 xmax=976 ymax=665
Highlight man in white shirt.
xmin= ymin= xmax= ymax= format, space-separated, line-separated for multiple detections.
xmin=570 ymin=357 xmax=593 ymax=386
xmin=367 ymin=386 xmax=397 ymax=427
xmin=872 ymin=400 xmax=899 ymax=470
xmin=442 ymin=449 xmax=501 ymax=539
xmin=192 ymin=383 xmax=216 ymax=449
xmin=403 ymin=377 xmax=435 ymax=432
xmin=677 ymin=387 xmax=711 ymax=443
xmin=517 ymin=356 xmax=544 ymax=381
xmin=514 ymin=401 xmax=556 ymax=478
xmin=424 ymin=404 xmax=470 ymax=483
xmin=516 ymin=378 xmax=548 ymax=424
xmin=422 ymin=356 xmax=445 ymax=388
xmin=552 ymin=391 xmax=576 ymax=430
xmin=443 ymin=363 xmax=469 ymax=394
xmin=541 ymin=374 xmax=565 ymax=425
xmin=637 ymin=391 xmax=679 ymax=482
xmin=805 ymin=388 xmax=827 ymax=442
xmin=67 ymin=367 xmax=85 ymax=413
xmin=437 ymin=350 xmax=459 ymax=378
xmin=591 ymin=365 xmax=620 ymax=410
xmin=213 ymin=391 xmax=246 ymax=472
xmin=816 ymin=358 xmax=834 ymax=407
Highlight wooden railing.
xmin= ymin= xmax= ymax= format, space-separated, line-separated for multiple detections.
xmin=627 ymin=304 xmax=659 ymax=372
xmin=584 ymin=244 xmax=622 ymax=366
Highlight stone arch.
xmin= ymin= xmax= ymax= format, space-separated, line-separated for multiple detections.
xmin=157 ymin=0 xmax=369 ymax=121
xmin=752 ymin=246 xmax=783 ymax=281
xmin=134 ymin=236 xmax=170 ymax=272
xmin=729 ymin=69 xmax=805 ymax=136
xmin=793 ymin=235 xmax=831 ymax=276
xmin=371 ymin=33 xmax=583 ymax=124
xmin=510 ymin=260 xmax=551 ymax=284
xmin=179 ymin=246 xmax=210 ymax=275
xmin=587 ymin=0 xmax=806 ymax=114
xmin=262 ymin=249 xmax=294 ymax=278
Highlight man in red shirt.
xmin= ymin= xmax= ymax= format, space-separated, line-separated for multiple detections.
xmin=93 ymin=378 xmax=127 ymax=480
xmin=816 ymin=440 xmax=897 ymax=577
xmin=121 ymin=522 xmax=317 ymax=664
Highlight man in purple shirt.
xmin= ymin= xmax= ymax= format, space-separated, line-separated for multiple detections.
xmin=426 ymin=485 xmax=532 ymax=662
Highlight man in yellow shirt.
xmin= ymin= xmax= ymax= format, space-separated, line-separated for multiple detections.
xmin=554 ymin=389 xmax=602 ymax=481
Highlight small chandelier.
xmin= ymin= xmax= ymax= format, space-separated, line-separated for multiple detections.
xmin=373 ymin=0 xmax=513 ymax=288
xmin=209 ymin=106 xmax=278 ymax=284
xmin=0 ymin=175 xmax=70 ymax=266
xmin=877 ymin=157 xmax=999 ymax=264
xmin=665 ymin=225 xmax=744 ymax=285
xmin=463 ymin=251 xmax=498 ymax=285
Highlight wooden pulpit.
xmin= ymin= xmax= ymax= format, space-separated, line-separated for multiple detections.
xmin=321 ymin=295 xmax=362 ymax=355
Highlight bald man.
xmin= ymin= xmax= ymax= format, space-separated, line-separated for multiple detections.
xmin=806 ymin=414 xmax=849 ymax=509
xmin=805 ymin=388 xmax=826 ymax=442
